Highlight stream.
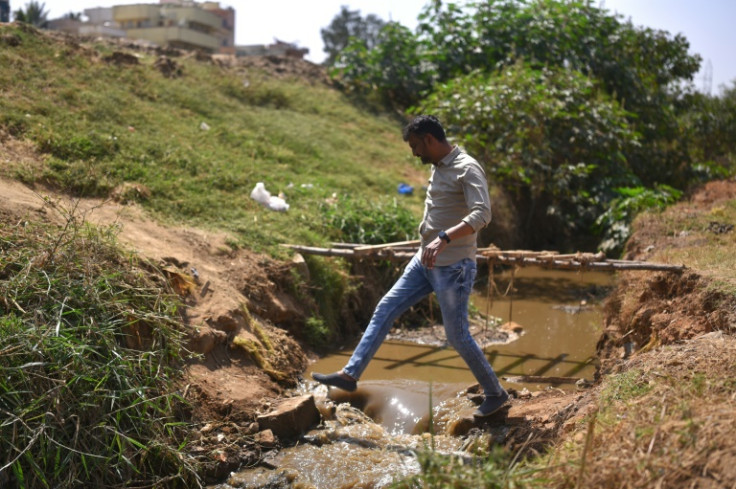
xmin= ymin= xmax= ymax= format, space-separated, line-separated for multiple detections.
xmin=214 ymin=268 xmax=614 ymax=489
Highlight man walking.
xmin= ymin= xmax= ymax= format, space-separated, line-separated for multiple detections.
xmin=313 ymin=115 xmax=508 ymax=418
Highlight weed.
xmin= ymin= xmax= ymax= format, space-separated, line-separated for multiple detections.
xmin=393 ymin=445 xmax=548 ymax=489
xmin=303 ymin=255 xmax=350 ymax=341
xmin=0 ymin=23 xmax=420 ymax=258
xmin=599 ymin=369 xmax=652 ymax=405
xmin=0 ymin=211 xmax=199 ymax=488
xmin=304 ymin=316 xmax=331 ymax=350
xmin=320 ymin=194 xmax=417 ymax=245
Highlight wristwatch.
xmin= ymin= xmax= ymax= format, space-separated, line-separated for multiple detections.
xmin=438 ymin=230 xmax=451 ymax=243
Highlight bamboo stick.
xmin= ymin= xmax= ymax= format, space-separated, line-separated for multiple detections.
xmin=353 ymin=240 xmax=421 ymax=255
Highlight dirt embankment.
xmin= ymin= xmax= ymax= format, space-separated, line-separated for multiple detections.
xmin=598 ymin=181 xmax=736 ymax=371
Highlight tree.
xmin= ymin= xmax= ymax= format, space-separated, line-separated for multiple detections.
xmin=321 ymin=5 xmax=386 ymax=66
xmin=419 ymin=63 xmax=639 ymax=249
xmin=13 ymin=0 xmax=48 ymax=27
xmin=331 ymin=0 xmax=709 ymax=251
xmin=334 ymin=22 xmax=431 ymax=107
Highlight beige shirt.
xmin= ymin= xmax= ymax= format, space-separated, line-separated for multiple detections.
xmin=419 ymin=146 xmax=492 ymax=266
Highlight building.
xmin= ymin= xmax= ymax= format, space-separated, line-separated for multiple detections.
xmin=1 ymin=0 xmax=10 ymax=23
xmin=201 ymin=1 xmax=235 ymax=55
xmin=113 ymin=2 xmax=223 ymax=52
xmin=79 ymin=7 xmax=126 ymax=39
xmin=44 ymin=1 xmax=234 ymax=54
xmin=235 ymin=39 xmax=308 ymax=59
xmin=42 ymin=1 xmax=308 ymax=59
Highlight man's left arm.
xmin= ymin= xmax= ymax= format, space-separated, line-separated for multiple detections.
xmin=459 ymin=162 xmax=492 ymax=232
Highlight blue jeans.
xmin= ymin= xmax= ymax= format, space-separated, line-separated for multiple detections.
xmin=343 ymin=254 xmax=505 ymax=397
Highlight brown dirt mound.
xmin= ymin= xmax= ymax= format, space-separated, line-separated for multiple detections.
xmin=597 ymin=181 xmax=736 ymax=373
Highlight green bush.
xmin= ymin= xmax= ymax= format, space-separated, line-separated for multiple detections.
xmin=595 ymin=185 xmax=682 ymax=255
xmin=304 ymin=316 xmax=331 ymax=350
xmin=320 ymin=194 xmax=417 ymax=245
xmin=420 ymin=63 xmax=637 ymax=250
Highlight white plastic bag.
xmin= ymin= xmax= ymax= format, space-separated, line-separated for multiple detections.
xmin=250 ymin=182 xmax=289 ymax=211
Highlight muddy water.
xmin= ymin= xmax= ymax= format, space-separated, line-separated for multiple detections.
xmin=313 ymin=268 xmax=613 ymax=391
xmin=217 ymin=269 xmax=613 ymax=489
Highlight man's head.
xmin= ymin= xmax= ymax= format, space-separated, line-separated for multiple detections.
xmin=402 ymin=115 xmax=452 ymax=165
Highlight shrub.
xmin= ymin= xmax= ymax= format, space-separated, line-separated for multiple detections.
xmin=320 ymin=194 xmax=417 ymax=245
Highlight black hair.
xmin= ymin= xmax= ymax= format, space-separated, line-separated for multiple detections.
xmin=402 ymin=115 xmax=447 ymax=142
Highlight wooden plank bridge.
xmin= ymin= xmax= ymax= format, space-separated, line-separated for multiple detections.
xmin=281 ymin=241 xmax=686 ymax=273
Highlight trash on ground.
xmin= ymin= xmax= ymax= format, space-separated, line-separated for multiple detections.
xmin=397 ymin=182 xmax=414 ymax=195
xmin=250 ymin=182 xmax=289 ymax=211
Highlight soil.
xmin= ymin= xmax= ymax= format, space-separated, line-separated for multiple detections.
xmin=2 ymin=136 xmax=736 ymax=485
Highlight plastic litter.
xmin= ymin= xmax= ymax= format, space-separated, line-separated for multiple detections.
xmin=250 ymin=182 xmax=289 ymax=211
xmin=397 ymin=182 xmax=414 ymax=195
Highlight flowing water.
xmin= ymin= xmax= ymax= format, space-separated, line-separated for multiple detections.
xmin=215 ymin=268 xmax=614 ymax=489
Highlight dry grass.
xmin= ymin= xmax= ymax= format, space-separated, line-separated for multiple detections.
xmin=542 ymin=332 xmax=736 ymax=488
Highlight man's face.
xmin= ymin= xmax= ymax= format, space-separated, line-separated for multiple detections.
xmin=407 ymin=133 xmax=433 ymax=165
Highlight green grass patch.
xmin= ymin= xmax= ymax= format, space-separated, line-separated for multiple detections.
xmin=0 ymin=214 xmax=198 ymax=488
xmin=393 ymin=445 xmax=549 ymax=489
xmin=0 ymin=24 xmax=423 ymax=257
xmin=599 ymin=369 xmax=652 ymax=405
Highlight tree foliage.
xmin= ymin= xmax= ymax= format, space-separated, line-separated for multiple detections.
xmin=321 ymin=6 xmax=387 ymax=66
xmin=328 ymin=0 xmax=736 ymax=252
xmin=13 ymin=0 xmax=48 ymax=26
xmin=419 ymin=63 xmax=638 ymax=247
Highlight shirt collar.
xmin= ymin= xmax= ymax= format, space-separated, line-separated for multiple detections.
xmin=436 ymin=145 xmax=460 ymax=167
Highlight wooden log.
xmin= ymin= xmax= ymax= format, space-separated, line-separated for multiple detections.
xmin=280 ymin=244 xmax=356 ymax=257
xmin=486 ymin=255 xmax=686 ymax=272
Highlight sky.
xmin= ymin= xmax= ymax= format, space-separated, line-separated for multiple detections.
xmin=28 ymin=0 xmax=736 ymax=95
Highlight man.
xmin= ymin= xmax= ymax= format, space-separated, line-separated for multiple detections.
xmin=313 ymin=115 xmax=509 ymax=418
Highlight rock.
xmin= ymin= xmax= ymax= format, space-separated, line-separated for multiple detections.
xmin=446 ymin=416 xmax=476 ymax=436
xmin=188 ymin=327 xmax=227 ymax=355
xmin=256 ymin=395 xmax=321 ymax=440
xmin=255 ymin=429 xmax=277 ymax=448
xmin=499 ymin=321 xmax=524 ymax=334
xmin=154 ymin=56 xmax=183 ymax=78
xmin=103 ymin=51 xmax=139 ymax=66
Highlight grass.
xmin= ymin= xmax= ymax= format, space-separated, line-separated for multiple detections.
xmin=0 ymin=24 xmax=425 ymax=256
xmin=631 ymin=195 xmax=736 ymax=293
xmin=0 ymin=206 xmax=199 ymax=488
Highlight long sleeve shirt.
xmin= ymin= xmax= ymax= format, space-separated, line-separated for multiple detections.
xmin=419 ymin=146 xmax=492 ymax=266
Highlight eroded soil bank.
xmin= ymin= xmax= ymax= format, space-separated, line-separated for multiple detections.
xmin=1 ymin=176 xmax=734 ymax=486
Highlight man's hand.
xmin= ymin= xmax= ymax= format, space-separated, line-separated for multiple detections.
xmin=421 ymin=237 xmax=446 ymax=269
